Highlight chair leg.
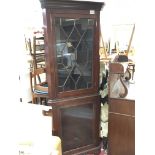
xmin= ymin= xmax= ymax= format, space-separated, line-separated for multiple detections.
xmin=37 ymin=97 xmax=47 ymax=105
xmin=32 ymin=97 xmax=47 ymax=105
xmin=32 ymin=97 xmax=38 ymax=104
xmin=32 ymin=97 xmax=36 ymax=104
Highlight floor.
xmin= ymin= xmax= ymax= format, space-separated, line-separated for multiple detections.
xmin=99 ymin=149 xmax=107 ymax=155
xmin=98 ymin=138 xmax=108 ymax=155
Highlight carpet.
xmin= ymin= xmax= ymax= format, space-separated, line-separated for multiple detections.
xmin=99 ymin=149 xmax=107 ymax=155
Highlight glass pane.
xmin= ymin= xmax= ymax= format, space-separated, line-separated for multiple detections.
xmin=55 ymin=17 xmax=95 ymax=92
xmin=61 ymin=103 xmax=94 ymax=151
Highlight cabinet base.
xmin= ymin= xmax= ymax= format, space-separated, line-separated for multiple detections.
xmin=63 ymin=145 xmax=101 ymax=155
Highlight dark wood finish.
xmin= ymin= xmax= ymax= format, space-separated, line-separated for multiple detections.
xmin=39 ymin=0 xmax=104 ymax=10
xmin=42 ymin=9 xmax=101 ymax=99
xmin=109 ymin=98 xmax=135 ymax=116
xmin=108 ymin=112 xmax=135 ymax=155
xmin=108 ymin=63 xmax=135 ymax=155
xmin=49 ymin=95 xmax=101 ymax=155
xmin=39 ymin=0 xmax=104 ymax=154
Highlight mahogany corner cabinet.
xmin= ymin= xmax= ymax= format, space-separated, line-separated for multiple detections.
xmin=39 ymin=0 xmax=104 ymax=154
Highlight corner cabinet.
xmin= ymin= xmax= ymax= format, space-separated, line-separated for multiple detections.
xmin=39 ymin=0 xmax=104 ymax=154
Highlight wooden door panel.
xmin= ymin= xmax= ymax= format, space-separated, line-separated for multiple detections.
xmin=108 ymin=113 xmax=135 ymax=155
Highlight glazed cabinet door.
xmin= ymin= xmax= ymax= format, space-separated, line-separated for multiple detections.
xmin=54 ymin=15 xmax=99 ymax=98
xmin=44 ymin=11 xmax=100 ymax=99
xmin=55 ymin=17 xmax=94 ymax=92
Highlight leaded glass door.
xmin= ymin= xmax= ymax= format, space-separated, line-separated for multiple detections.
xmin=55 ymin=17 xmax=95 ymax=92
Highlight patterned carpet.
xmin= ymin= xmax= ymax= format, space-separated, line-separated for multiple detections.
xmin=86 ymin=149 xmax=107 ymax=155
xmin=98 ymin=138 xmax=107 ymax=155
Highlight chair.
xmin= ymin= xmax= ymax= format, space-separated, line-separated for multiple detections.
xmin=30 ymin=67 xmax=48 ymax=104
xmin=32 ymin=36 xmax=45 ymax=69
xmin=25 ymin=35 xmax=45 ymax=70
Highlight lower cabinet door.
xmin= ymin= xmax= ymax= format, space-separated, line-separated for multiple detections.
xmin=108 ymin=113 xmax=135 ymax=155
xmin=61 ymin=103 xmax=94 ymax=151
xmin=51 ymin=95 xmax=101 ymax=154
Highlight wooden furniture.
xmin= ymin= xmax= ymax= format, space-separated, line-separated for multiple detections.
xmin=108 ymin=62 xmax=135 ymax=155
xmin=26 ymin=35 xmax=45 ymax=70
xmin=39 ymin=0 xmax=104 ymax=154
xmin=30 ymin=67 xmax=48 ymax=104
xmin=32 ymin=36 xmax=45 ymax=69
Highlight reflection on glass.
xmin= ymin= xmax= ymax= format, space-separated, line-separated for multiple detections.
xmin=55 ymin=18 xmax=95 ymax=92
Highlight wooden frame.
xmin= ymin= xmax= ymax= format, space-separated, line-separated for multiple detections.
xmin=30 ymin=67 xmax=48 ymax=104
xmin=39 ymin=0 xmax=104 ymax=154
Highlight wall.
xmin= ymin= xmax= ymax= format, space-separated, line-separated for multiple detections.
xmin=100 ymin=0 xmax=135 ymax=51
